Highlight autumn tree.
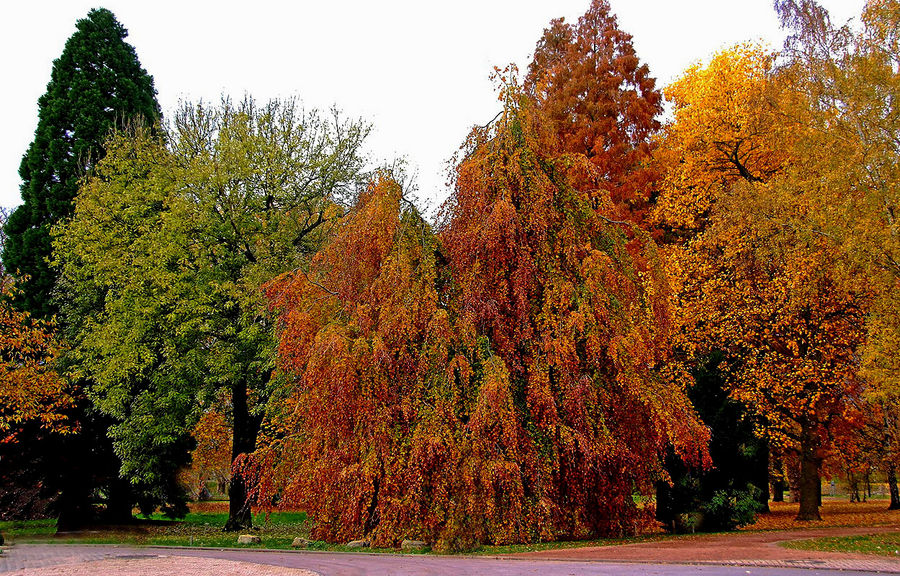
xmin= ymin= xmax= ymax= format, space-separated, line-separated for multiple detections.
xmin=0 ymin=209 xmax=72 ymax=445
xmin=253 ymin=174 xmax=481 ymax=547
xmin=525 ymin=0 xmax=662 ymax=223
xmin=181 ymin=408 xmax=233 ymax=499
xmin=54 ymin=98 xmax=369 ymax=529
xmin=252 ymin=3 xmax=709 ymax=547
xmin=769 ymin=0 xmax=900 ymax=473
xmin=0 ymin=209 xmax=76 ymax=518
xmin=655 ymin=43 xmax=870 ymax=521
xmin=3 ymin=8 xmax=159 ymax=319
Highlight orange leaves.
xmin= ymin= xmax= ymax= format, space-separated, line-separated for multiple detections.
xmin=0 ymin=276 xmax=75 ymax=444
xmin=526 ymin=0 xmax=662 ymax=222
xmin=254 ymin=0 xmax=714 ymax=550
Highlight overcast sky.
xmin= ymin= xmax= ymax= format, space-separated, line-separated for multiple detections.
xmin=1 ymin=0 xmax=865 ymax=213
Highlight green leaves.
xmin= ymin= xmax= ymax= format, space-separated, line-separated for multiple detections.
xmin=53 ymin=97 xmax=369 ymax=518
xmin=3 ymin=8 xmax=159 ymax=319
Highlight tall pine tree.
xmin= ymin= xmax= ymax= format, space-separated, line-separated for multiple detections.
xmin=3 ymin=7 xmax=160 ymax=318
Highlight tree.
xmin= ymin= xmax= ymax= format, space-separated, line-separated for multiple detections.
xmin=770 ymin=0 xmax=900 ymax=433
xmin=656 ymin=352 xmax=769 ymax=532
xmin=252 ymin=174 xmax=472 ymax=547
xmin=0 ymin=211 xmax=73 ymax=446
xmin=180 ymin=407 xmax=233 ymax=499
xmin=655 ymin=44 xmax=870 ymax=521
xmin=441 ymin=72 xmax=707 ymax=543
xmin=525 ymin=0 xmax=662 ymax=224
xmin=0 ymin=209 xmax=77 ymax=519
xmin=54 ymin=98 xmax=369 ymax=529
xmin=2 ymin=8 xmax=160 ymax=319
xmin=250 ymin=3 xmax=709 ymax=548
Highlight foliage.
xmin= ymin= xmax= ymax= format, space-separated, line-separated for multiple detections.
xmin=180 ymin=408 xmax=233 ymax=499
xmin=2 ymin=8 xmax=160 ymax=319
xmin=256 ymin=15 xmax=709 ymax=545
xmin=770 ymin=0 xmax=900 ymax=400
xmin=54 ymin=97 xmax=369 ymax=526
xmin=700 ymin=487 xmax=764 ymax=531
xmin=525 ymin=0 xmax=662 ymax=223
xmin=656 ymin=353 xmax=768 ymax=532
xmin=0 ymin=205 xmax=73 ymax=445
xmin=655 ymin=42 xmax=870 ymax=521
xmin=0 ymin=277 xmax=73 ymax=445
xmin=253 ymin=174 xmax=459 ymax=546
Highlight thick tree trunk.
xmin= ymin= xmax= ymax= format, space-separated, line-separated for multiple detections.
xmin=888 ymin=465 xmax=900 ymax=510
xmin=223 ymin=379 xmax=261 ymax=532
xmin=772 ymin=481 xmax=785 ymax=502
xmin=796 ymin=428 xmax=822 ymax=521
xmin=771 ymin=452 xmax=785 ymax=502
xmin=55 ymin=484 xmax=93 ymax=532
xmin=104 ymin=476 xmax=135 ymax=523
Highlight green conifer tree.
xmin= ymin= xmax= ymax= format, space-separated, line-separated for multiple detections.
xmin=2 ymin=7 xmax=160 ymax=318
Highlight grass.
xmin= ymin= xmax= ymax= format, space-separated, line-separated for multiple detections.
xmin=782 ymin=532 xmax=900 ymax=557
xmin=2 ymin=498 xmax=899 ymax=555
xmin=1 ymin=509 xmax=313 ymax=550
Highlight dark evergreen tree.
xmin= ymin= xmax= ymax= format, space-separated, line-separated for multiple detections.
xmin=2 ymin=7 xmax=160 ymax=319
xmin=657 ymin=353 xmax=769 ymax=532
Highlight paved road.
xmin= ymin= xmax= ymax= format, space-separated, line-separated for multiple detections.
xmin=0 ymin=544 xmax=894 ymax=576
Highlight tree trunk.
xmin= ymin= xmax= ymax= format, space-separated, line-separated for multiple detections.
xmin=817 ymin=474 xmax=822 ymax=506
xmin=104 ymin=476 xmax=135 ymax=523
xmin=772 ymin=481 xmax=785 ymax=502
xmin=756 ymin=443 xmax=770 ymax=512
xmin=888 ymin=465 xmax=900 ymax=510
xmin=795 ymin=427 xmax=822 ymax=521
xmin=849 ymin=471 xmax=860 ymax=503
xmin=771 ymin=452 xmax=785 ymax=502
xmin=55 ymin=484 xmax=93 ymax=532
xmin=223 ymin=379 xmax=261 ymax=532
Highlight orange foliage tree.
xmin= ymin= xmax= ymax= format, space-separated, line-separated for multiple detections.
xmin=655 ymin=44 xmax=870 ymax=521
xmin=525 ymin=0 xmax=662 ymax=223
xmin=0 ymin=275 xmax=73 ymax=445
xmin=252 ymin=0 xmax=708 ymax=550
xmin=181 ymin=408 xmax=233 ymax=498
xmin=253 ymin=174 xmax=478 ymax=548
xmin=253 ymin=17 xmax=709 ymax=544
xmin=439 ymin=73 xmax=708 ymax=542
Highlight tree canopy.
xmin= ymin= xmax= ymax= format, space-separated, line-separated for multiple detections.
xmin=54 ymin=97 xmax=370 ymax=526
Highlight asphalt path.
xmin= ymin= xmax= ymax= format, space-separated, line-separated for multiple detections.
xmin=0 ymin=544 xmax=892 ymax=576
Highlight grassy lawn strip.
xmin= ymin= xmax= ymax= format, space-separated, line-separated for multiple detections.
xmin=0 ymin=512 xmax=662 ymax=554
xmin=782 ymin=532 xmax=900 ymax=557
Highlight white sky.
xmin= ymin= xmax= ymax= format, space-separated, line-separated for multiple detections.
xmin=1 ymin=0 xmax=865 ymax=214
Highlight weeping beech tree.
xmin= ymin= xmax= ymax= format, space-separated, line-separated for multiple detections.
xmin=252 ymin=70 xmax=708 ymax=550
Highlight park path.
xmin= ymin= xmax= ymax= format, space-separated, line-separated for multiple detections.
xmin=510 ymin=525 xmax=900 ymax=573
xmin=1 ymin=538 xmax=898 ymax=576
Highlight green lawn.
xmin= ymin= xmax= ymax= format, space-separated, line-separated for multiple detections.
xmin=782 ymin=532 xmax=900 ymax=557
xmin=0 ymin=511 xmax=682 ymax=555
xmin=1 ymin=511 xmax=314 ymax=549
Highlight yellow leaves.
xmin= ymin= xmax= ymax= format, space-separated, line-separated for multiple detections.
xmin=654 ymin=43 xmax=786 ymax=236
